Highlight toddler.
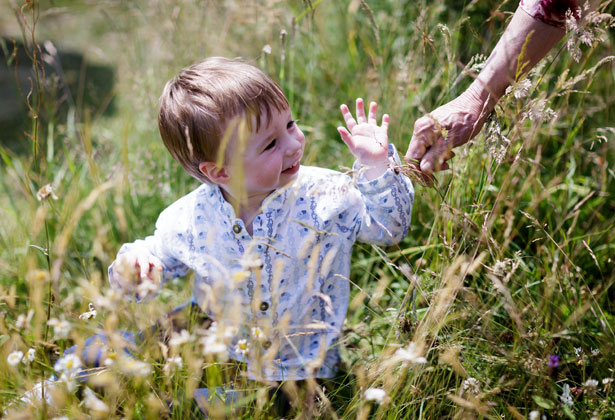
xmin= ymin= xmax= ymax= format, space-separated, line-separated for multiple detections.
xmin=108 ymin=56 xmax=414 ymax=383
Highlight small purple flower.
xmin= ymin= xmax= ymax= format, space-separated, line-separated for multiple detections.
xmin=548 ymin=355 xmax=559 ymax=368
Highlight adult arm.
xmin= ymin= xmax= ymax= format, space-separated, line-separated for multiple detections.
xmin=405 ymin=2 xmax=575 ymax=175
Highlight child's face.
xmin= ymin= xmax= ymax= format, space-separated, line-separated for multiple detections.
xmin=233 ymin=106 xmax=305 ymax=199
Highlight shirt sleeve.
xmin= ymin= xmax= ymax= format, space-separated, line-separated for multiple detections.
xmin=108 ymin=202 xmax=192 ymax=300
xmin=352 ymin=144 xmax=414 ymax=245
xmin=520 ymin=0 xmax=579 ymax=28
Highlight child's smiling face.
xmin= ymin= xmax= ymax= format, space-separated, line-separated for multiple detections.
xmin=226 ymin=106 xmax=305 ymax=202
xmin=198 ymin=105 xmax=305 ymax=208
xmin=239 ymin=106 xmax=305 ymax=196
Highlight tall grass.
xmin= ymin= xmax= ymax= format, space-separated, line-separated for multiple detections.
xmin=1 ymin=0 xmax=614 ymax=418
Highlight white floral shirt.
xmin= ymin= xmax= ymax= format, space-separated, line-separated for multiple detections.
xmin=109 ymin=145 xmax=413 ymax=381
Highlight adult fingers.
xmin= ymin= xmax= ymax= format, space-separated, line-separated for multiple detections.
xmin=355 ymin=98 xmax=366 ymax=124
xmin=405 ymin=115 xmax=439 ymax=163
xmin=368 ymin=101 xmax=378 ymax=125
xmin=420 ymin=139 xmax=454 ymax=174
xmin=340 ymin=104 xmax=357 ymax=132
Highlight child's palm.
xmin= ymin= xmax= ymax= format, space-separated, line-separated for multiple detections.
xmin=338 ymin=98 xmax=389 ymax=166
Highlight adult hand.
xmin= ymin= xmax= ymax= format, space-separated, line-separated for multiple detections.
xmin=405 ymin=87 xmax=491 ymax=178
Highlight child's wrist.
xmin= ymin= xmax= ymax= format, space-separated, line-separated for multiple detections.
xmin=356 ymin=158 xmax=389 ymax=170
xmin=356 ymin=158 xmax=390 ymax=181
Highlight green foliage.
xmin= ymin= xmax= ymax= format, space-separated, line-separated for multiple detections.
xmin=1 ymin=0 xmax=614 ymax=418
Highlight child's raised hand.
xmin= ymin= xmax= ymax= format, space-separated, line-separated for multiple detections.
xmin=338 ymin=98 xmax=390 ymax=180
xmin=111 ymin=250 xmax=163 ymax=301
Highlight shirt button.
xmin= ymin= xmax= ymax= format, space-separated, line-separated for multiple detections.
xmin=259 ymin=301 xmax=269 ymax=311
xmin=232 ymin=224 xmax=242 ymax=234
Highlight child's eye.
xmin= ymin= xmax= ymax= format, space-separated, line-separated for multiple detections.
xmin=264 ymin=139 xmax=277 ymax=151
xmin=287 ymin=120 xmax=297 ymax=130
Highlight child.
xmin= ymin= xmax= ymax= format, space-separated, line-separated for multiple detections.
xmin=108 ymin=56 xmax=413 ymax=385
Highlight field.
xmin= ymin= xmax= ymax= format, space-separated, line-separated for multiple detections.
xmin=0 ymin=0 xmax=614 ymax=418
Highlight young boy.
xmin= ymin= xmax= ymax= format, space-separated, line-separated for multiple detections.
xmin=108 ymin=56 xmax=414 ymax=383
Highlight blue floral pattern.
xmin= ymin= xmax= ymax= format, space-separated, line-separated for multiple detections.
xmin=109 ymin=145 xmax=414 ymax=381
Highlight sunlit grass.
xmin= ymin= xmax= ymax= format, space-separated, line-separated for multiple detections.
xmin=1 ymin=0 xmax=614 ymax=418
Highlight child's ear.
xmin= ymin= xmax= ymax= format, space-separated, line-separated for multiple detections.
xmin=199 ymin=162 xmax=230 ymax=185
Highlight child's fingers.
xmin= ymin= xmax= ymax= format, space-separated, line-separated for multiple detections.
xmin=368 ymin=102 xmax=378 ymax=124
xmin=355 ymin=98 xmax=366 ymax=124
xmin=337 ymin=126 xmax=355 ymax=150
xmin=150 ymin=256 xmax=163 ymax=272
xmin=136 ymin=253 xmax=151 ymax=280
xmin=340 ymin=104 xmax=357 ymax=131
xmin=381 ymin=114 xmax=389 ymax=131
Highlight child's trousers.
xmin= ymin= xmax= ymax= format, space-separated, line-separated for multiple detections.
xmin=62 ymin=299 xmax=242 ymax=416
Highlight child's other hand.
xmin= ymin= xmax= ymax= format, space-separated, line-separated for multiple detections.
xmin=338 ymin=98 xmax=389 ymax=180
xmin=111 ymin=250 xmax=163 ymax=301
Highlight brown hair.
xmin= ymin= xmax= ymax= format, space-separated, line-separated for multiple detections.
xmin=158 ymin=57 xmax=289 ymax=183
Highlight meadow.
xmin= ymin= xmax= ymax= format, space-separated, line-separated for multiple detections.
xmin=0 ymin=0 xmax=614 ymax=418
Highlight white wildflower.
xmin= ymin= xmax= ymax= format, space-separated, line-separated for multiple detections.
xmin=574 ymin=347 xmax=583 ymax=357
xmin=83 ymin=387 xmax=110 ymax=417
xmin=168 ymin=329 xmax=191 ymax=348
xmin=222 ymin=324 xmax=239 ymax=340
xmin=36 ymin=184 xmax=58 ymax=201
xmin=584 ymin=379 xmax=599 ymax=394
xmin=79 ymin=303 xmax=97 ymax=320
xmin=54 ymin=353 xmax=82 ymax=374
xmin=393 ymin=341 xmax=427 ymax=364
xmin=200 ymin=334 xmax=228 ymax=356
xmin=20 ymin=379 xmax=59 ymax=407
xmin=363 ymin=387 xmax=386 ymax=403
xmin=591 ymin=348 xmax=599 ymax=356
xmin=262 ymin=44 xmax=272 ymax=55
xmin=252 ymin=326 xmax=265 ymax=343
xmin=235 ymin=339 xmax=249 ymax=356
xmin=48 ymin=317 xmax=72 ymax=340
xmin=16 ymin=309 xmax=34 ymax=329
xmin=529 ymin=410 xmax=540 ymax=420
xmin=25 ymin=348 xmax=36 ymax=363
xmin=103 ymin=357 xmax=115 ymax=367
xmin=7 ymin=350 xmax=23 ymax=366
xmin=117 ymin=355 xmax=151 ymax=378
xmin=59 ymin=371 xmax=78 ymax=392
xmin=163 ymin=356 xmax=183 ymax=375
xmin=54 ymin=353 xmax=82 ymax=391
xmin=602 ymin=378 xmax=613 ymax=385
xmin=462 ymin=377 xmax=481 ymax=395
xmin=560 ymin=383 xmax=574 ymax=408
xmin=93 ymin=288 xmax=122 ymax=310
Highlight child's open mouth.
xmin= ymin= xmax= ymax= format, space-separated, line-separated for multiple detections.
xmin=282 ymin=161 xmax=300 ymax=175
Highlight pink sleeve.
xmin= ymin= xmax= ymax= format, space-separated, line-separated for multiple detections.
xmin=520 ymin=0 xmax=580 ymax=28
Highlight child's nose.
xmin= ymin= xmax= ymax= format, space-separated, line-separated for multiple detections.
xmin=285 ymin=133 xmax=303 ymax=156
